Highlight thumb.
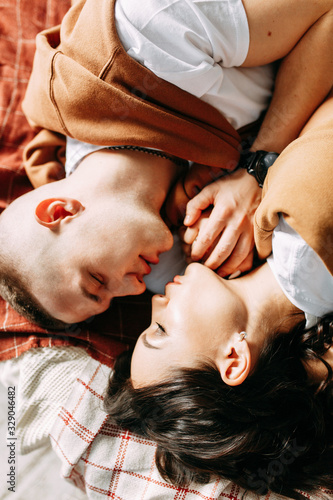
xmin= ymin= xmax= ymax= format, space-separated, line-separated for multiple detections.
xmin=184 ymin=183 xmax=215 ymax=226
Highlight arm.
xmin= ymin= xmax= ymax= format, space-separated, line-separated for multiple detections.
xmin=23 ymin=129 xmax=67 ymax=188
xmin=175 ymin=1 xmax=333 ymax=274
xmin=241 ymin=0 xmax=333 ymax=152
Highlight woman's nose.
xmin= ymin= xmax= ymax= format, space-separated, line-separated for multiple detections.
xmin=152 ymin=293 xmax=169 ymax=309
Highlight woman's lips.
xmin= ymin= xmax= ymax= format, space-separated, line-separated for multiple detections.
xmin=172 ymin=275 xmax=182 ymax=284
xmin=165 ymin=275 xmax=182 ymax=288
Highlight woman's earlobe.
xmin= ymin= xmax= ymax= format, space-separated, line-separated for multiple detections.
xmin=35 ymin=198 xmax=84 ymax=228
xmin=216 ymin=334 xmax=251 ymax=386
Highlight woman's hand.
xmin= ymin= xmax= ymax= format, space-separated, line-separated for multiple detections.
xmin=182 ymin=168 xmax=262 ymax=277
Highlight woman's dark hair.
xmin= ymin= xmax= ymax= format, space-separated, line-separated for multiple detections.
xmin=104 ymin=315 xmax=333 ymax=499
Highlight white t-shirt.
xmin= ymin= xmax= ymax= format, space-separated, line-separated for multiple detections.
xmin=115 ymin=0 xmax=274 ymax=129
xmin=267 ymin=217 xmax=333 ymax=327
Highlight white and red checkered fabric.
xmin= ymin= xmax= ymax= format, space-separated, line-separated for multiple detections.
xmin=49 ymin=357 xmax=333 ymax=500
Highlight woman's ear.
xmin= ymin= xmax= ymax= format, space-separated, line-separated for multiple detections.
xmin=35 ymin=198 xmax=84 ymax=228
xmin=215 ymin=332 xmax=251 ymax=386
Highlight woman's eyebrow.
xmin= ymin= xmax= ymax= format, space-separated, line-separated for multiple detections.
xmin=142 ymin=333 xmax=161 ymax=350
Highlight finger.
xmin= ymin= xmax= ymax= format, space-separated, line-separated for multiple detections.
xmin=202 ymin=224 xmax=239 ymax=269
xmin=182 ymin=208 xmax=212 ymax=245
xmin=192 ymin=206 xmax=237 ymax=263
xmin=183 ymin=225 xmax=199 ymax=245
xmin=190 ymin=206 xmax=230 ymax=261
xmin=217 ymin=252 xmax=254 ymax=279
xmin=216 ymin=233 xmax=254 ymax=277
xmin=184 ymin=184 xmax=216 ymax=226
xmin=181 ymin=241 xmax=192 ymax=260
xmin=237 ymin=251 xmax=254 ymax=274
xmin=179 ymin=226 xmax=192 ymax=254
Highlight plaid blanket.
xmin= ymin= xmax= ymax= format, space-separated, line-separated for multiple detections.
xmin=49 ymin=355 xmax=332 ymax=500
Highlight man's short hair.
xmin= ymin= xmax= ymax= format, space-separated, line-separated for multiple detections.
xmin=0 ymin=254 xmax=70 ymax=331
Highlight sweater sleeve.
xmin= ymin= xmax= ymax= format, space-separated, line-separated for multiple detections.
xmin=254 ymin=115 xmax=333 ymax=275
xmin=23 ymin=129 xmax=66 ymax=188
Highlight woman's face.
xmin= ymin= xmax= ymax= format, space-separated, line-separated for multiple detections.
xmin=131 ymin=263 xmax=249 ymax=387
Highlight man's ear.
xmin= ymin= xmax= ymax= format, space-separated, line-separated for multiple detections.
xmin=35 ymin=198 xmax=84 ymax=228
xmin=215 ymin=332 xmax=251 ymax=386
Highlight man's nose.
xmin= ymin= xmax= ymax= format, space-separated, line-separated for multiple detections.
xmin=160 ymin=224 xmax=174 ymax=253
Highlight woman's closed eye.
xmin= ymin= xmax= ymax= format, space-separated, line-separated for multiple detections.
xmin=155 ymin=322 xmax=167 ymax=336
xmin=141 ymin=322 xmax=168 ymax=350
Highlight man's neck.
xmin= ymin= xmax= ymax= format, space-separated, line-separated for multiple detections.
xmin=74 ymin=148 xmax=183 ymax=211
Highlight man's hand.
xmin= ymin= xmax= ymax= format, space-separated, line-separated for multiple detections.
xmin=182 ymin=168 xmax=262 ymax=277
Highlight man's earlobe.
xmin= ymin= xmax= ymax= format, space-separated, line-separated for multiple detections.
xmin=216 ymin=333 xmax=251 ymax=386
xmin=35 ymin=198 xmax=84 ymax=228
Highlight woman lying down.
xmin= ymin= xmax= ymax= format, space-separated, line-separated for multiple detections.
xmin=104 ymin=98 xmax=333 ymax=499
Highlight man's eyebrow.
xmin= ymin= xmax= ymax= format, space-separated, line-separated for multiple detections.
xmin=142 ymin=333 xmax=160 ymax=350
xmin=80 ymin=284 xmax=100 ymax=303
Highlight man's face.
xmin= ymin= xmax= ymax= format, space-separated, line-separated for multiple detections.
xmin=29 ymin=193 xmax=173 ymax=323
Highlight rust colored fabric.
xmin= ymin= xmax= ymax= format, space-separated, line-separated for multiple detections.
xmin=254 ymin=114 xmax=333 ymax=275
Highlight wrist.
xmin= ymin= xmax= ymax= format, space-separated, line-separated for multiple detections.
xmin=238 ymin=150 xmax=279 ymax=187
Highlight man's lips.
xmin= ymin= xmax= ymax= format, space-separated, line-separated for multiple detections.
xmin=132 ymin=256 xmax=161 ymax=282
xmin=139 ymin=257 xmax=155 ymax=275
xmin=141 ymin=254 xmax=160 ymax=266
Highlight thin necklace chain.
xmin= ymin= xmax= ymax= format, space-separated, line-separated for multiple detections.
xmin=106 ymin=145 xmax=188 ymax=169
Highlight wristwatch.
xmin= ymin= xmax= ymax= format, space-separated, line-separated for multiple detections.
xmin=239 ymin=150 xmax=279 ymax=187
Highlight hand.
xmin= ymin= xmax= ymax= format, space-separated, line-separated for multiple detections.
xmin=165 ymin=164 xmax=224 ymax=227
xmin=182 ymin=168 xmax=262 ymax=277
xmin=179 ymin=209 xmax=254 ymax=275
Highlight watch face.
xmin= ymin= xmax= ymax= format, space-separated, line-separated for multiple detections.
xmin=256 ymin=152 xmax=279 ymax=186
xmin=264 ymin=152 xmax=279 ymax=167
xmin=239 ymin=151 xmax=278 ymax=187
